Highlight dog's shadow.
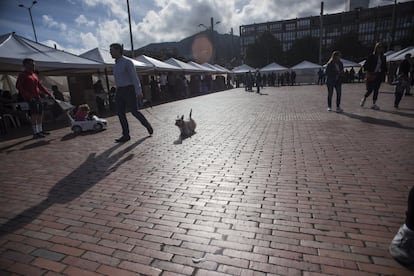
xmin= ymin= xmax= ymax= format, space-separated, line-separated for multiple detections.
xmin=173 ymin=132 xmax=196 ymax=144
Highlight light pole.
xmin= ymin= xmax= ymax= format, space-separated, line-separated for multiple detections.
xmin=19 ymin=1 xmax=38 ymax=42
xmin=390 ymin=0 xmax=397 ymax=50
xmin=126 ymin=0 xmax=134 ymax=57
xmin=198 ymin=17 xmax=221 ymax=63
xmin=319 ymin=1 xmax=324 ymax=65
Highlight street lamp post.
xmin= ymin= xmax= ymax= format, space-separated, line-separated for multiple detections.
xmin=198 ymin=17 xmax=221 ymax=63
xmin=126 ymin=0 xmax=134 ymax=58
xmin=319 ymin=1 xmax=324 ymax=65
xmin=19 ymin=1 xmax=38 ymax=42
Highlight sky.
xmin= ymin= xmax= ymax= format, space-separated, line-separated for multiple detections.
xmin=0 ymin=0 xmax=410 ymax=56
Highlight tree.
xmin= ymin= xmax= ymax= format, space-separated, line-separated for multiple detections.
xmin=286 ymin=36 xmax=319 ymax=66
xmin=328 ymin=32 xmax=368 ymax=62
xmin=245 ymin=31 xmax=283 ymax=68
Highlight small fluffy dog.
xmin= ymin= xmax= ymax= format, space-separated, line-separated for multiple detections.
xmin=175 ymin=109 xmax=196 ymax=140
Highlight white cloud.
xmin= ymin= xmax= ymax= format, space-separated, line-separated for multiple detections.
xmin=38 ymin=0 xmax=407 ymax=54
xmin=75 ymin=14 xmax=96 ymax=27
xmin=79 ymin=32 xmax=100 ymax=50
xmin=42 ymin=15 xmax=67 ymax=31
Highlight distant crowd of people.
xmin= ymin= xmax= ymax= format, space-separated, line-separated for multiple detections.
xmin=234 ymin=70 xmax=297 ymax=91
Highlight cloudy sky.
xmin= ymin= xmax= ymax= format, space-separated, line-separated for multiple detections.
xmin=0 ymin=0 xmax=408 ymax=55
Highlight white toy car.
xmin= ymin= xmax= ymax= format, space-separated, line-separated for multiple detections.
xmin=69 ymin=113 xmax=108 ymax=134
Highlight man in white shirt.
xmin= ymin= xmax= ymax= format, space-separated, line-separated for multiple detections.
xmin=110 ymin=43 xmax=153 ymax=142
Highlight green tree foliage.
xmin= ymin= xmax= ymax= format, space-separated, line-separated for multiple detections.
xmin=327 ymin=32 xmax=368 ymax=62
xmin=286 ymin=36 xmax=319 ymax=66
xmin=245 ymin=31 xmax=283 ymax=68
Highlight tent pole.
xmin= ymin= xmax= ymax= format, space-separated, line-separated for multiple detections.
xmin=104 ymin=68 xmax=110 ymax=92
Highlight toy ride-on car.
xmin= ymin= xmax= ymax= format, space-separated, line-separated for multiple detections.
xmin=68 ymin=112 xmax=108 ymax=134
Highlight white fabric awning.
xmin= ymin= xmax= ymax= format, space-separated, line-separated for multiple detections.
xmin=0 ymin=33 xmax=105 ymax=74
xmin=80 ymin=48 xmax=150 ymax=70
xmin=135 ymin=55 xmax=181 ymax=71
xmin=232 ymin=64 xmax=255 ymax=74
xmin=164 ymin=58 xmax=204 ymax=73
xmin=259 ymin=62 xmax=288 ymax=73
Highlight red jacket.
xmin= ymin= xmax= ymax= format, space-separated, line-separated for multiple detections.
xmin=16 ymin=71 xmax=51 ymax=101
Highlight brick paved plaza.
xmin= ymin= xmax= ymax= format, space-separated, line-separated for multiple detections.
xmin=0 ymin=83 xmax=413 ymax=275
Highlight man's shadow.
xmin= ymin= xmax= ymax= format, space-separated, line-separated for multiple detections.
xmin=376 ymin=109 xmax=414 ymax=119
xmin=0 ymin=136 xmax=149 ymax=237
xmin=339 ymin=112 xmax=414 ymax=131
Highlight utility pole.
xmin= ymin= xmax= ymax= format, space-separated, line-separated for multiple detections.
xmin=319 ymin=1 xmax=324 ymax=65
xmin=127 ymin=0 xmax=134 ymax=57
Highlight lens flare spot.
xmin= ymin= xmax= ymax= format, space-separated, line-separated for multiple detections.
xmin=191 ymin=34 xmax=213 ymax=64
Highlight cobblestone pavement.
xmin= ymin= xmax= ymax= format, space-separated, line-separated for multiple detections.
xmin=0 ymin=83 xmax=413 ymax=275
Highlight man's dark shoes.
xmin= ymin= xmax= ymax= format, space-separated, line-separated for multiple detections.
xmin=33 ymin=133 xmax=45 ymax=139
xmin=147 ymin=125 xmax=153 ymax=136
xmin=115 ymin=136 xmax=130 ymax=143
xmin=41 ymin=131 xmax=50 ymax=135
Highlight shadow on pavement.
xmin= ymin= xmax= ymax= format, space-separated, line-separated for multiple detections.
xmin=339 ymin=112 xmax=414 ymax=131
xmin=17 ymin=138 xmax=59 ymax=151
xmin=0 ymin=137 xmax=33 ymax=153
xmin=61 ymin=129 xmax=107 ymax=141
xmin=377 ymin=109 xmax=414 ymax=119
xmin=0 ymin=137 xmax=149 ymax=238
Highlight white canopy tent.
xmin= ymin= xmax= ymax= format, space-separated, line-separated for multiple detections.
xmin=323 ymin=58 xmax=361 ymax=68
xmin=214 ymin=64 xmax=232 ymax=74
xmin=259 ymin=62 xmax=288 ymax=73
xmin=164 ymin=58 xmax=204 ymax=73
xmin=80 ymin=48 xmax=150 ymax=71
xmin=135 ymin=55 xmax=181 ymax=72
xmin=0 ymin=33 xmax=105 ymax=74
xmin=187 ymin=61 xmax=216 ymax=73
xmin=387 ymin=46 xmax=414 ymax=62
xmin=290 ymin=60 xmax=321 ymax=84
xmin=232 ymin=64 xmax=255 ymax=74
xmin=202 ymin=63 xmax=225 ymax=74
xmin=340 ymin=58 xmax=361 ymax=68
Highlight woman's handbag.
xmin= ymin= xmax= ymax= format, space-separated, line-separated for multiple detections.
xmin=366 ymin=72 xmax=377 ymax=82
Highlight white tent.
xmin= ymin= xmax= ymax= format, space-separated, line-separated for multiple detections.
xmin=387 ymin=46 xmax=414 ymax=62
xmin=323 ymin=58 xmax=361 ymax=68
xmin=188 ymin=61 xmax=216 ymax=73
xmin=0 ymin=33 xmax=105 ymax=74
xmin=290 ymin=60 xmax=321 ymax=84
xmin=202 ymin=63 xmax=225 ymax=74
xmin=232 ymin=64 xmax=255 ymax=74
xmin=214 ymin=64 xmax=231 ymax=74
xmin=259 ymin=62 xmax=288 ymax=73
xmin=164 ymin=58 xmax=204 ymax=73
xmin=340 ymin=58 xmax=361 ymax=68
xmin=135 ymin=55 xmax=181 ymax=72
xmin=80 ymin=48 xmax=149 ymax=70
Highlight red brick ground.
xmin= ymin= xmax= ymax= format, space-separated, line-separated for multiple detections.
xmin=1 ymin=83 xmax=413 ymax=275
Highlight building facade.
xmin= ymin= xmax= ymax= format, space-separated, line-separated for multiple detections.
xmin=239 ymin=1 xmax=413 ymax=63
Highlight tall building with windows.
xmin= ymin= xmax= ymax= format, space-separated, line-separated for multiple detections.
xmin=239 ymin=1 xmax=413 ymax=63
xmin=346 ymin=0 xmax=369 ymax=11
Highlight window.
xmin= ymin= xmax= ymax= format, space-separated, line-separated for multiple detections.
xmin=298 ymin=19 xmax=310 ymax=29
xmin=286 ymin=23 xmax=296 ymax=31
xmin=257 ymin=24 xmax=268 ymax=32
xmin=270 ymin=23 xmax=282 ymax=31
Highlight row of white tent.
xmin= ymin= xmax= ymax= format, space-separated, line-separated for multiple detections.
xmin=1 ymin=33 xmax=412 ymax=77
xmin=0 ymin=33 xmax=232 ymax=76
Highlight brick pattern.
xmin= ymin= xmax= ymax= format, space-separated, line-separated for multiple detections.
xmin=1 ymin=83 xmax=413 ymax=275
